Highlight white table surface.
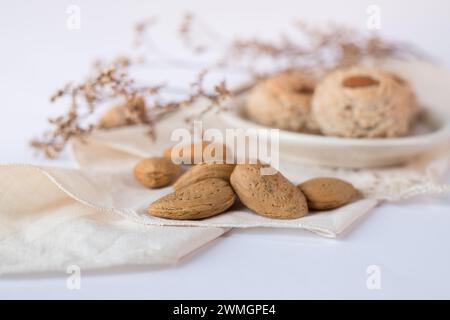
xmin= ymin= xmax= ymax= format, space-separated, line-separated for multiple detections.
xmin=1 ymin=0 xmax=450 ymax=299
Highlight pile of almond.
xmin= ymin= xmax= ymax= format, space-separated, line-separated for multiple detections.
xmin=133 ymin=143 xmax=360 ymax=220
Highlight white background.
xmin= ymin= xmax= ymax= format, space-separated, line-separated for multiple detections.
xmin=0 ymin=0 xmax=450 ymax=299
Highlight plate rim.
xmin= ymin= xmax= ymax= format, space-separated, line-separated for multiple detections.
xmin=221 ymin=110 xmax=450 ymax=147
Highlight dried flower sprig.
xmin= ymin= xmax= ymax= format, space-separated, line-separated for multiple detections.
xmin=31 ymin=57 xmax=157 ymax=158
xmin=31 ymin=14 xmax=424 ymax=159
xmin=31 ymin=55 xmax=230 ymax=158
xmin=182 ymin=71 xmax=231 ymax=123
xmin=177 ymin=14 xmax=423 ymax=76
xmin=133 ymin=17 xmax=158 ymax=48
xmin=178 ymin=13 xmax=206 ymax=53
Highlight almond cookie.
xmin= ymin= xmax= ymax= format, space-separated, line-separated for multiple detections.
xmin=230 ymin=164 xmax=308 ymax=219
xmin=312 ymin=66 xmax=418 ymax=138
xmin=148 ymin=178 xmax=236 ymax=220
xmin=246 ymin=70 xmax=318 ymax=132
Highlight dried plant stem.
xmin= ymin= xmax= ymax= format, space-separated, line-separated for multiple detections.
xmin=31 ymin=14 xmax=424 ymax=159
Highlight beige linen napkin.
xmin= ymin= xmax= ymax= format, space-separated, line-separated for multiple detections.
xmin=0 ymin=120 xmax=375 ymax=275
xmin=0 ymin=166 xmax=225 ymax=274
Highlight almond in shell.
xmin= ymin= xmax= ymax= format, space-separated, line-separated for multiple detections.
xmin=134 ymin=157 xmax=182 ymax=188
xmin=148 ymin=178 xmax=236 ymax=220
xmin=173 ymin=163 xmax=236 ymax=190
xmin=298 ymin=177 xmax=358 ymax=210
xmin=230 ymin=164 xmax=308 ymax=219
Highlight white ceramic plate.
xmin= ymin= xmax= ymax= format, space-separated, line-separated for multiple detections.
xmin=220 ymin=60 xmax=450 ymax=168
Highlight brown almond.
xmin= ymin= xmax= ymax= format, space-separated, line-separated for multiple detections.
xmin=230 ymin=164 xmax=308 ymax=219
xmin=133 ymin=157 xmax=182 ymax=189
xmin=298 ymin=177 xmax=358 ymax=210
xmin=173 ymin=163 xmax=236 ymax=190
xmin=148 ymin=178 xmax=236 ymax=220
xmin=342 ymin=75 xmax=380 ymax=88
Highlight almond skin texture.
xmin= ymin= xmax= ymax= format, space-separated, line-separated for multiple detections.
xmin=148 ymin=178 xmax=236 ymax=220
xmin=173 ymin=163 xmax=236 ymax=190
xmin=134 ymin=157 xmax=182 ymax=189
xmin=298 ymin=177 xmax=358 ymax=210
xmin=230 ymin=164 xmax=308 ymax=219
